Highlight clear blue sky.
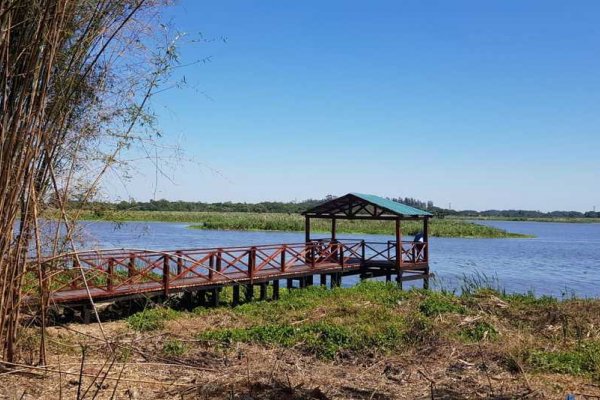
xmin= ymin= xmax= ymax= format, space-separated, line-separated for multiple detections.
xmin=110 ymin=0 xmax=600 ymax=212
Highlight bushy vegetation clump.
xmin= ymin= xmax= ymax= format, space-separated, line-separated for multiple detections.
xmin=127 ymin=307 xmax=180 ymax=332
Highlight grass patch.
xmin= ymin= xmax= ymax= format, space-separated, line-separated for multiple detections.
xmin=528 ymin=342 xmax=600 ymax=376
xmin=162 ymin=338 xmax=187 ymax=357
xmin=198 ymin=321 xmax=405 ymax=360
xmin=126 ymin=307 xmax=180 ymax=332
xmin=418 ymin=292 xmax=465 ymax=316
xmin=459 ymin=321 xmax=499 ymax=342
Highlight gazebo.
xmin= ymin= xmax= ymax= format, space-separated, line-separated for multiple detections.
xmin=302 ymin=193 xmax=433 ymax=286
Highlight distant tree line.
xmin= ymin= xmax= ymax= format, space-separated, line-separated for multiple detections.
xmin=71 ymin=197 xmax=599 ymax=219
xmin=444 ymin=209 xmax=600 ymax=219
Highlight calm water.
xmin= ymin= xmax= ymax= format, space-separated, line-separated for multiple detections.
xmin=74 ymin=220 xmax=600 ymax=298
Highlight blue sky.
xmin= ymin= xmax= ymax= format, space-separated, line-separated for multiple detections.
xmin=110 ymin=0 xmax=600 ymax=211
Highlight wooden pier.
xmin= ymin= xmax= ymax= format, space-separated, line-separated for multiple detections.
xmin=27 ymin=193 xmax=433 ymax=317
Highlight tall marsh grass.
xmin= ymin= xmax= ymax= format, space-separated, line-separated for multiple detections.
xmin=56 ymin=210 xmax=531 ymax=238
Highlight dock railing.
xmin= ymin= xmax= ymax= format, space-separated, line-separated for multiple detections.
xmin=26 ymin=239 xmax=428 ymax=303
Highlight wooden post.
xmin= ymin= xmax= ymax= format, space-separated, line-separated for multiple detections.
xmin=331 ymin=218 xmax=336 ymax=241
xmin=215 ymin=250 xmax=222 ymax=279
xmin=305 ymin=275 xmax=313 ymax=286
xmin=163 ymin=255 xmax=170 ymax=296
xmin=332 ymin=217 xmax=338 ymax=261
xmin=176 ymin=250 xmax=183 ymax=276
xmin=245 ymin=284 xmax=254 ymax=302
xmin=259 ymin=283 xmax=267 ymax=300
xmin=280 ymin=245 xmax=286 ymax=272
xmin=320 ymin=274 xmax=327 ymax=286
xmin=423 ymin=217 xmax=429 ymax=263
xmin=208 ymin=253 xmax=215 ymax=281
xmin=198 ymin=290 xmax=207 ymax=306
xmin=210 ymin=288 xmax=219 ymax=307
xmin=232 ymin=285 xmax=240 ymax=306
xmin=361 ymin=240 xmax=366 ymax=263
xmin=305 ymin=216 xmax=311 ymax=243
xmin=248 ymin=247 xmax=256 ymax=282
xmin=128 ymin=254 xmax=135 ymax=278
xmin=424 ymin=216 xmax=430 ymax=289
xmin=395 ymin=218 xmax=402 ymax=287
xmin=287 ymin=278 xmax=293 ymax=289
xmin=107 ymin=258 xmax=115 ymax=292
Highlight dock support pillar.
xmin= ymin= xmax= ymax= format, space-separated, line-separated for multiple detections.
xmin=423 ymin=268 xmax=430 ymax=290
xmin=396 ymin=271 xmax=404 ymax=290
xmin=232 ymin=285 xmax=240 ymax=306
xmin=183 ymin=291 xmax=194 ymax=310
xmin=210 ymin=288 xmax=219 ymax=307
xmin=287 ymin=278 xmax=293 ymax=290
xmin=305 ymin=275 xmax=313 ymax=287
xmin=197 ymin=290 xmax=207 ymax=307
xmin=81 ymin=306 xmax=92 ymax=324
xmin=320 ymin=274 xmax=327 ymax=286
xmin=259 ymin=283 xmax=267 ymax=301
xmin=245 ymin=284 xmax=254 ymax=302
xmin=272 ymin=280 xmax=280 ymax=300
xmin=330 ymin=273 xmax=341 ymax=289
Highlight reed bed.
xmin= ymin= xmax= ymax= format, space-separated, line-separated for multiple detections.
xmin=60 ymin=210 xmax=530 ymax=238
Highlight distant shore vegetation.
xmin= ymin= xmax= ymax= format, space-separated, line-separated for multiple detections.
xmin=52 ymin=209 xmax=531 ymax=238
xmin=67 ymin=198 xmax=600 ymax=221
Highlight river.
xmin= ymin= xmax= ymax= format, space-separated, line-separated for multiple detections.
xmin=72 ymin=220 xmax=600 ymax=298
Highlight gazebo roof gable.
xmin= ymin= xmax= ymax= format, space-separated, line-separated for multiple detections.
xmin=302 ymin=193 xmax=432 ymax=219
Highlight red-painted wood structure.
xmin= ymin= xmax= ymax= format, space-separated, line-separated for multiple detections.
xmin=30 ymin=193 xmax=432 ymax=317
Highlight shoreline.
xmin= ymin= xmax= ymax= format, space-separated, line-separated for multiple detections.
xmin=11 ymin=282 xmax=599 ymax=398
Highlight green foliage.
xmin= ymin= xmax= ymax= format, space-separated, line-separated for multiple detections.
xmin=195 ymin=282 xmax=412 ymax=359
xmin=459 ymin=321 xmax=498 ymax=342
xmin=528 ymin=342 xmax=600 ymax=376
xmin=503 ymin=292 xmax=558 ymax=307
xmin=126 ymin=307 xmax=180 ymax=332
xmin=55 ymin=209 xmax=529 ymax=238
xmin=460 ymin=271 xmax=505 ymax=296
xmin=198 ymin=321 xmax=405 ymax=360
xmin=162 ymin=338 xmax=187 ymax=357
xmin=419 ymin=293 xmax=465 ymax=316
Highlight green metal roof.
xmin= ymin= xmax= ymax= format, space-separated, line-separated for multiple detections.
xmin=350 ymin=193 xmax=433 ymax=217
xmin=302 ymin=193 xmax=432 ymax=218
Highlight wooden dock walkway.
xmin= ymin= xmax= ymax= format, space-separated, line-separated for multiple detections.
xmin=30 ymin=239 xmax=429 ymax=311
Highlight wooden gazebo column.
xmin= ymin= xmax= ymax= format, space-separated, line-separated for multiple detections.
xmin=423 ymin=216 xmax=430 ymax=289
xmin=331 ymin=217 xmax=336 ymax=242
xmin=423 ymin=217 xmax=429 ymax=262
xmin=305 ymin=216 xmax=311 ymax=243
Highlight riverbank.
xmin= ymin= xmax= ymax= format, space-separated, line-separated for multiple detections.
xmin=6 ymin=282 xmax=599 ymax=398
xmin=52 ymin=209 xmax=532 ymax=238
xmin=450 ymin=215 xmax=600 ymax=224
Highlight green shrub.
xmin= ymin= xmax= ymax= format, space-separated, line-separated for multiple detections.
xmin=162 ymin=338 xmax=187 ymax=357
xmin=126 ymin=307 xmax=180 ymax=332
xmin=459 ymin=321 xmax=498 ymax=342
xmin=528 ymin=342 xmax=600 ymax=376
xmin=419 ymin=293 xmax=465 ymax=316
